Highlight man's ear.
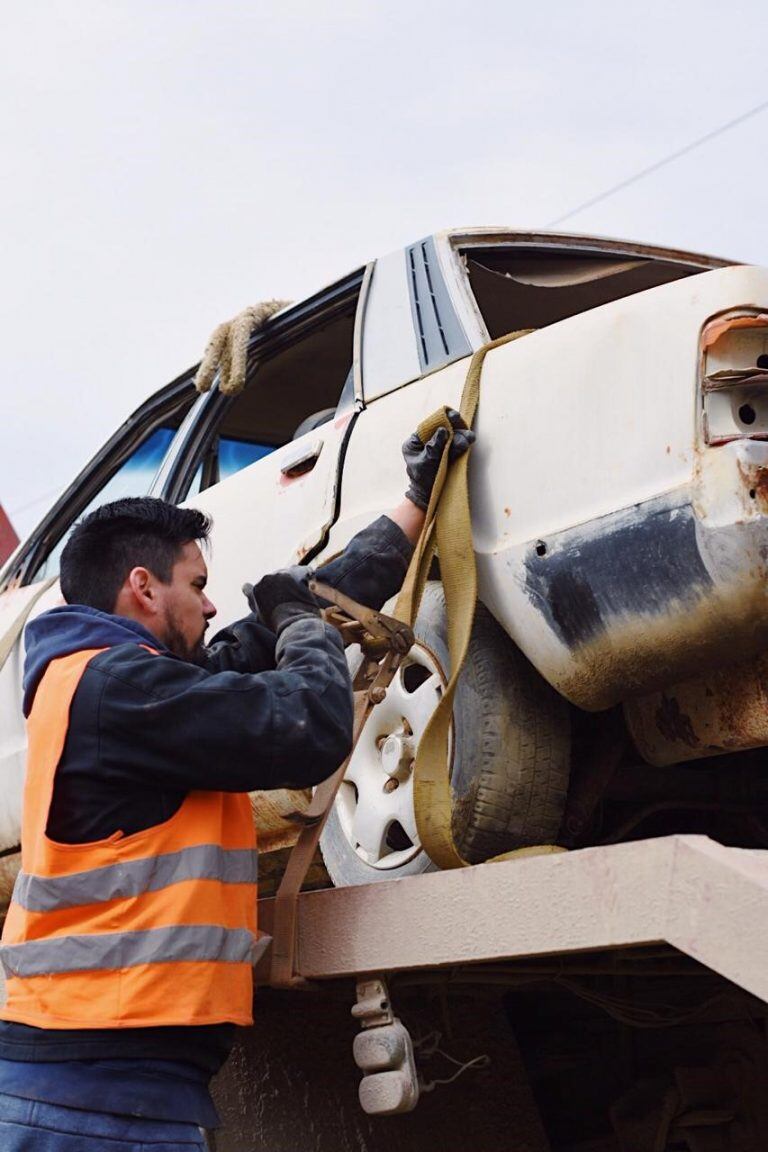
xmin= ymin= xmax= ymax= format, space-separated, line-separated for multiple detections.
xmin=125 ymin=566 xmax=158 ymax=615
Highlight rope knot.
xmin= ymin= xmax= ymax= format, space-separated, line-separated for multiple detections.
xmin=194 ymin=299 xmax=292 ymax=396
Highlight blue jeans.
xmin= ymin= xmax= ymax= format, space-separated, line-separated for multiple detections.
xmin=0 ymin=1091 xmax=207 ymax=1150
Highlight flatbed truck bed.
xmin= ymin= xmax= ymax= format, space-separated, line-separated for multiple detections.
xmin=204 ymin=835 xmax=768 ymax=1151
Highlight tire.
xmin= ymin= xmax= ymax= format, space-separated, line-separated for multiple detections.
xmin=319 ymin=582 xmax=571 ymax=886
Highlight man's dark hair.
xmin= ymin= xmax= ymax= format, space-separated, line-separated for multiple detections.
xmin=60 ymin=497 xmax=212 ymax=613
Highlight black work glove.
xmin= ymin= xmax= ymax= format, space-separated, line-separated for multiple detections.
xmin=243 ymin=567 xmax=320 ymax=634
xmin=402 ymin=408 xmax=476 ymax=511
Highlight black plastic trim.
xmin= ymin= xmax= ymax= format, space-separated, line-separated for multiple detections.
xmin=406 ymin=236 xmax=472 ymax=373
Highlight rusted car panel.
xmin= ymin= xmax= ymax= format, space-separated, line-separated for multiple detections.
xmin=463 ymin=266 xmax=768 ymax=710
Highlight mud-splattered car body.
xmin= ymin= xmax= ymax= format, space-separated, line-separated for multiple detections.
xmin=1 ymin=228 xmax=767 ymax=853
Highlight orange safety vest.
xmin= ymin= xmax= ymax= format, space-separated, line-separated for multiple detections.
xmin=0 ymin=647 xmax=257 ymax=1029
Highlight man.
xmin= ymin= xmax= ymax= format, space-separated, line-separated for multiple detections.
xmin=0 ymin=415 xmax=472 ymax=1151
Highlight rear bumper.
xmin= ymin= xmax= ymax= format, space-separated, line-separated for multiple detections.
xmin=480 ymin=441 xmax=768 ymax=711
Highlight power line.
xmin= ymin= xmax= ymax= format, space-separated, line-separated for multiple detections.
xmin=547 ymin=97 xmax=768 ymax=228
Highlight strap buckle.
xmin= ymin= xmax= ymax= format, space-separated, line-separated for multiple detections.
xmin=309 ymin=580 xmax=414 ymax=658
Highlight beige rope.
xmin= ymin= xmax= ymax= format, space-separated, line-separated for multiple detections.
xmin=194 ymin=300 xmax=291 ymax=396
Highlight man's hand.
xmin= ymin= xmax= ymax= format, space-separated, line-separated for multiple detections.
xmin=402 ymin=409 xmax=476 ymax=511
xmin=243 ymin=567 xmax=320 ymax=634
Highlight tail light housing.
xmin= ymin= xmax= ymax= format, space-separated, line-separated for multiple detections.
xmin=702 ymin=312 xmax=768 ymax=444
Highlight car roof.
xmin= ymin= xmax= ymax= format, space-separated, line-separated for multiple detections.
xmin=439 ymin=227 xmax=733 ymax=269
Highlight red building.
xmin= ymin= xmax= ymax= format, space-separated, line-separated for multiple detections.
xmin=0 ymin=504 xmax=19 ymax=565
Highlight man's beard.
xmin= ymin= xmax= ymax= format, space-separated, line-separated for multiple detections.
xmin=163 ymin=612 xmax=207 ymax=665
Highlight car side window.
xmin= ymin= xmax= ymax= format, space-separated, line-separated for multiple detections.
xmin=185 ymin=434 xmax=275 ymax=498
xmin=29 ymin=398 xmax=195 ymax=585
xmin=177 ymin=288 xmax=360 ymax=498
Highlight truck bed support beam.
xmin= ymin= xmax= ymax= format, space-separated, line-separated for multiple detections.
xmin=256 ymin=836 xmax=768 ymax=1002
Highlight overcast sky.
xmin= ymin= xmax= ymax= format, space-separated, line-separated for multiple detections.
xmin=2 ymin=0 xmax=767 ymax=539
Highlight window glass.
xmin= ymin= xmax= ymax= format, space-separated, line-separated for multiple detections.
xmin=34 ymin=425 xmax=178 ymax=582
xmin=219 ymin=437 xmax=274 ymax=483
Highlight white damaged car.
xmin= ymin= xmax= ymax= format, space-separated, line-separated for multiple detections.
xmin=3 ymin=228 xmax=768 ymax=888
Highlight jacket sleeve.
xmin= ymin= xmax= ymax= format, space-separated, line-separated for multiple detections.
xmin=93 ymin=618 xmax=354 ymax=792
xmin=199 ymin=615 xmax=277 ymax=675
xmin=313 ymin=515 xmax=414 ymax=610
xmin=200 ymin=515 xmax=414 ymax=677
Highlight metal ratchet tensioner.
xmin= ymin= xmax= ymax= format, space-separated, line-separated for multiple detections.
xmin=308 ymin=580 xmax=413 ymax=656
xmin=308 ymin=580 xmax=414 ymax=702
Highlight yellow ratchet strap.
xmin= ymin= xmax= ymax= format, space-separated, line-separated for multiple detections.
xmin=395 ymin=330 xmax=564 ymax=869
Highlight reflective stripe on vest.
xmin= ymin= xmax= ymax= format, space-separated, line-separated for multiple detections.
xmin=1 ymin=924 xmax=256 ymax=977
xmin=0 ymin=647 xmax=258 ymax=1030
xmin=11 ymin=845 xmax=258 ymax=912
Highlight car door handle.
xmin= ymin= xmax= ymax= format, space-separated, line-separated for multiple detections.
xmin=280 ymin=439 xmax=323 ymax=478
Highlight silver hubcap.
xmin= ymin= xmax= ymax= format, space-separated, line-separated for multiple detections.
xmin=336 ymin=643 xmax=447 ymax=870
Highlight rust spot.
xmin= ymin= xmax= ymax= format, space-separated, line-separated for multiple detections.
xmin=737 ymin=459 xmax=768 ymax=509
xmin=753 ymin=475 xmax=768 ymax=506
xmin=654 ymin=694 xmax=698 ymax=748
xmin=702 ymin=312 xmax=768 ymax=351
xmin=504 ymin=507 xmax=512 ymax=517
xmin=665 ymin=445 xmax=671 ymax=455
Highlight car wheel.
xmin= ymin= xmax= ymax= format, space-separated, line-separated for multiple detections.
xmin=319 ymin=582 xmax=571 ymax=886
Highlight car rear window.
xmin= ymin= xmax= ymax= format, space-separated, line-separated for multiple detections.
xmin=462 ymin=247 xmax=708 ymax=338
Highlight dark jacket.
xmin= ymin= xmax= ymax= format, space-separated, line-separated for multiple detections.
xmin=0 ymin=516 xmax=413 ymax=1086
